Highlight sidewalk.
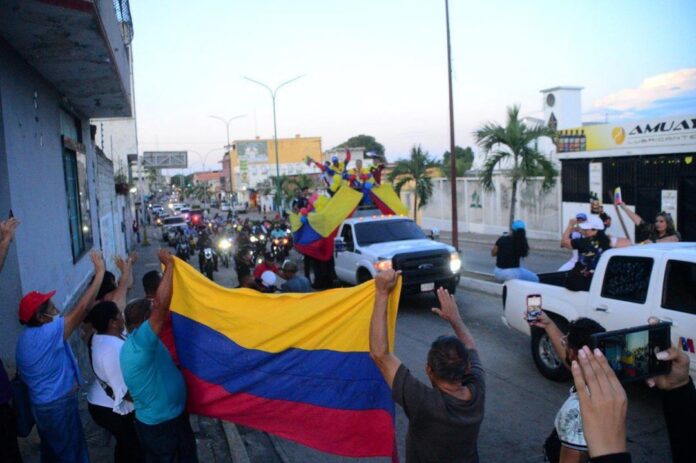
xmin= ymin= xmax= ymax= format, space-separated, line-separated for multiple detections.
xmin=19 ymin=226 xmax=246 ymax=462
xmin=438 ymin=230 xmax=562 ymax=253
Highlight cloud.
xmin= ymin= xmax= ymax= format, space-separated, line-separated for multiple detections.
xmin=593 ymin=68 xmax=696 ymax=111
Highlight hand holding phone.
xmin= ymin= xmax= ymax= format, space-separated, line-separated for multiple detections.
xmin=590 ymin=322 xmax=672 ymax=383
xmin=526 ymin=294 xmax=542 ymax=322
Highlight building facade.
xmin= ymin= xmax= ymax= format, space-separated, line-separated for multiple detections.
xmin=230 ymin=135 xmax=323 ymax=202
xmin=0 ymin=0 xmax=134 ymax=368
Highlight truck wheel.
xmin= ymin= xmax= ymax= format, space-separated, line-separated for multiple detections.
xmin=531 ymin=326 xmax=571 ymax=382
xmin=357 ymin=268 xmax=373 ymax=284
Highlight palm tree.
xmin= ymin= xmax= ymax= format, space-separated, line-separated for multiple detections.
xmin=388 ymin=145 xmax=439 ymax=221
xmin=474 ymin=105 xmax=557 ymax=228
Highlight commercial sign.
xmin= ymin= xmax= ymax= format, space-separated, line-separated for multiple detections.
xmin=237 ymin=140 xmax=268 ymax=163
xmin=142 ymin=151 xmax=188 ymax=168
xmin=558 ymin=114 xmax=696 ymax=153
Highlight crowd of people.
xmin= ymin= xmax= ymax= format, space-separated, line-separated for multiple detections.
xmin=1 ymin=194 xmax=694 ymax=463
xmin=492 ymin=196 xmax=682 ymax=288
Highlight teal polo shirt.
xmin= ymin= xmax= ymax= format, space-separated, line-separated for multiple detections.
xmin=120 ymin=320 xmax=186 ymax=425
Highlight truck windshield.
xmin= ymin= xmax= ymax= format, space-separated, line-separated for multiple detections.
xmin=164 ymin=217 xmax=185 ymax=225
xmin=354 ymin=220 xmax=426 ymax=246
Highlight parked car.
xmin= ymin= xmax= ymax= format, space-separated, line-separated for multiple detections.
xmin=161 ymin=216 xmax=188 ymax=245
xmin=332 ymin=214 xmax=461 ymax=294
xmin=502 ymin=243 xmax=696 ymax=381
xmin=220 ymin=202 xmax=232 ymax=212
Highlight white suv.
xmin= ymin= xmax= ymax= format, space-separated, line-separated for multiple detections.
xmin=333 ymin=215 xmax=461 ymax=294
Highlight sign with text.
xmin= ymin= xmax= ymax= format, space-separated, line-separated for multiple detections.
xmin=237 ymin=141 xmax=268 ymax=163
xmin=562 ymin=114 xmax=696 ymax=154
xmin=142 ymin=151 xmax=188 ymax=168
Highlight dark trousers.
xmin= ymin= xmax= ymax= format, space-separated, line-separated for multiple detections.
xmin=303 ymin=254 xmax=312 ymax=280
xmin=134 ymin=412 xmax=198 ymax=463
xmin=0 ymin=403 xmax=22 ymax=462
xmin=88 ymin=403 xmax=144 ymax=463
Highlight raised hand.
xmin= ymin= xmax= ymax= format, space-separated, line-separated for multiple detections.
xmin=647 ymin=346 xmax=691 ymax=391
xmin=375 ymin=269 xmax=400 ymax=295
xmin=431 ymin=287 xmax=462 ymax=324
xmin=0 ymin=217 xmax=20 ymax=242
xmin=158 ymin=248 xmax=173 ymax=266
xmin=571 ymin=346 xmax=627 ymax=458
xmin=90 ymin=250 xmax=105 ymax=274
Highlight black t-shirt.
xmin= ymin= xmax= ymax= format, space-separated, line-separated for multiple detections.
xmin=565 ymin=237 xmax=608 ymax=292
xmin=495 ymin=235 xmax=520 ymax=269
xmin=392 ymin=350 xmax=485 ymax=463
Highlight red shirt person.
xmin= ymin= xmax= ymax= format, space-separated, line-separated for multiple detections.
xmin=253 ymin=253 xmax=279 ymax=280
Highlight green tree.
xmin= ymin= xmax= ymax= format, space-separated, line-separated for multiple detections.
xmin=170 ymin=174 xmax=193 ymax=188
xmin=387 ymin=145 xmax=438 ymax=221
xmin=441 ymin=146 xmax=474 ymax=178
xmin=334 ymin=134 xmax=385 ymax=157
xmin=474 ymin=104 xmax=557 ymax=228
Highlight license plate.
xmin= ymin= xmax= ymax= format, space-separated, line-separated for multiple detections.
xmin=420 ymin=282 xmax=435 ymax=292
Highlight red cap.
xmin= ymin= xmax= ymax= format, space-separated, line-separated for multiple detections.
xmin=19 ymin=290 xmax=56 ymax=324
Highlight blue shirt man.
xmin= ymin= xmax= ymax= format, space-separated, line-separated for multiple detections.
xmin=280 ymin=261 xmax=313 ymax=293
xmin=120 ymin=250 xmax=198 ymax=462
xmin=120 ymin=319 xmax=186 ymax=425
xmin=14 ymin=251 xmax=106 ymax=463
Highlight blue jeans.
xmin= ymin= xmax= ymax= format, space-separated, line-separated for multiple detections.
xmin=494 ymin=266 xmax=539 ymax=283
xmin=32 ymin=390 xmax=89 ymax=463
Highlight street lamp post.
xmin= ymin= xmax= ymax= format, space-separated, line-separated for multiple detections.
xmin=243 ymin=75 xmax=304 ymax=210
xmin=189 ymin=148 xmax=224 ymax=210
xmin=210 ymin=114 xmax=245 ymax=204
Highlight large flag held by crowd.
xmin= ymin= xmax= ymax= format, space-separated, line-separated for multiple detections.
xmin=166 ymin=257 xmax=402 ymax=458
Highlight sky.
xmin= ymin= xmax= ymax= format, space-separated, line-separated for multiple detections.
xmin=131 ymin=0 xmax=696 ymax=172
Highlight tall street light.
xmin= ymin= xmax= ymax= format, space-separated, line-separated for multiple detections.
xmin=243 ymin=75 xmax=304 ymax=210
xmin=210 ymin=114 xmax=245 ymax=202
xmin=445 ymin=0 xmax=459 ymax=250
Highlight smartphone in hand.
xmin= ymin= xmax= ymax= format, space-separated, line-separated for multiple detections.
xmin=526 ymin=294 xmax=542 ymax=322
xmin=590 ymin=322 xmax=672 ymax=383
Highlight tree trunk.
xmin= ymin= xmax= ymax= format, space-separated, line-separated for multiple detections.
xmin=509 ymin=179 xmax=517 ymax=229
xmin=413 ymin=190 xmax=418 ymax=222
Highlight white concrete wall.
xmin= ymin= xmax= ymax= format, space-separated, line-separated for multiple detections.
xmin=420 ymin=175 xmax=562 ymax=240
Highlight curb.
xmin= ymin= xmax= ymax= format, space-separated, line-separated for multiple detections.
xmin=458 ymin=275 xmax=503 ymax=297
xmin=222 ymin=422 xmax=251 ymax=463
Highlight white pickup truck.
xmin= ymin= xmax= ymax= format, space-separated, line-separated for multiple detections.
xmin=333 ymin=214 xmax=461 ymax=294
xmin=502 ymin=243 xmax=696 ymax=381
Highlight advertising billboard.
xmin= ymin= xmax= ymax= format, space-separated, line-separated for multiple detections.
xmin=558 ymin=114 xmax=696 ymax=154
xmin=237 ymin=141 xmax=268 ymax=163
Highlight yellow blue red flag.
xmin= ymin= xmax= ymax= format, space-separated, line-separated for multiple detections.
xmin=167 ymin=258 xmax=401 ymax=458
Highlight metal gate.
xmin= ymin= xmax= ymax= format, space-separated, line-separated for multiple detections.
xmin=679 ymin=176 xmax=696 ymax=241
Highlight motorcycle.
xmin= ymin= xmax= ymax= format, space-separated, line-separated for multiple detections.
xmin=271 ymin=235 xmax=291 ymax=261
xmin=199 ymin=247 xmax=216 ymax=281
xmin=217 ymin=236 xmax=233 ymax=268
xmin=175 ymin=237 xmax=191 ymax=261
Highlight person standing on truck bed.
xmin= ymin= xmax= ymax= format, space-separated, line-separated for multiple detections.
xmin=491 ymin=220 xmax=539 ymax=283
xmin=615 ymin=200 xmax=681 ymax=244
xmin=561 ymin=216 xmax=611 ymax=292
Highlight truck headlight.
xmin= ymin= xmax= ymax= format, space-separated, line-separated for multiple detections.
xmin=449 ymin=252 xmax=461 ymax=273
xmin=373 ymin=260 xmax=392 ymax=272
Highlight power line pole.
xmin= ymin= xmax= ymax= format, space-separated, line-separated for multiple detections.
xmin=445 ymin=0 xmax=459 ymax=250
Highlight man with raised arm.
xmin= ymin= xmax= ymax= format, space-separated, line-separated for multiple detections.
xmin=369 ymin=270 xmax=485 ymax=463
xmin=120 ymin=249 xmax=198 ymax=462
xmin=16 ymin=249 xmax=106 ymax=462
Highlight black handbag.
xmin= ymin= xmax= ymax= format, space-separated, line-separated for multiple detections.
xmin=10 ymin=374 xmax=35 ymax=438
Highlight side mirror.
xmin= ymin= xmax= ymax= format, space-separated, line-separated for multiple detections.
xmin=430 ymin=228 xmax=440 ymax=241
xmin=334 ymin=237 xmax=346 ymax=253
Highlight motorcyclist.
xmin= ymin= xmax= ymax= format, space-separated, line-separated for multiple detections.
xmin=197 ymin=230 xmax=218 ymax=272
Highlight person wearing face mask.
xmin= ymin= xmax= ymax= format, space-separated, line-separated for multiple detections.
xmin=15 ymin=250 xmax=105 ymax=463
xmin=615 ymin=199 xmax=681 ymax=244
xmin=86 ymin=301 xmax=144 ymax=463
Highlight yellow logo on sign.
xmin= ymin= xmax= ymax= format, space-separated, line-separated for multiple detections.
xmin=612 ymin=127 xmax=626 ymax=145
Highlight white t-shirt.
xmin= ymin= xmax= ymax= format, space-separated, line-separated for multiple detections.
xmin=555 ymin=387 xmax=587 ymax=452
xmin=86 ymin=334 xmax=134 ymax=415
